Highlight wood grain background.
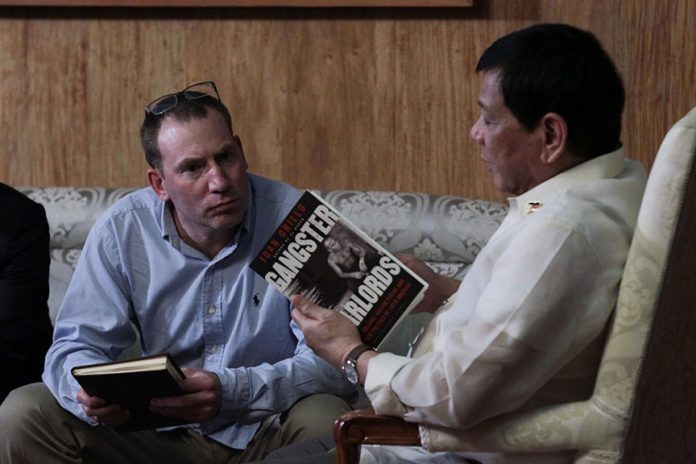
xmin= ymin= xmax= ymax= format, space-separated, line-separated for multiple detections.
xmin=1 ymin=0 xmax=694 ymax=202
xmin=1 ymin=1 xmax=475 ymax=6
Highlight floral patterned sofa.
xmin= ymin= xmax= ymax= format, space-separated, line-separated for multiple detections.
xmin=16 ymin=186 xmax=508 ymax=325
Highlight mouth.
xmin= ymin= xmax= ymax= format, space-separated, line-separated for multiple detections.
xmin=209 ymin=198 xmax=237 ymax=213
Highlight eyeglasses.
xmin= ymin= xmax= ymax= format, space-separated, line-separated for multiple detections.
xmin=144 ymin=81 xmax=221 ymax=116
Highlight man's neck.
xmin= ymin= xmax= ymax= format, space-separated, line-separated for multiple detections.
xmin=170 ymin=206 xmax=237 ymax=259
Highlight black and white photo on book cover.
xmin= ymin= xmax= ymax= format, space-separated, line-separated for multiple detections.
xmin=251 ymin=191 xmax=428 ymax=349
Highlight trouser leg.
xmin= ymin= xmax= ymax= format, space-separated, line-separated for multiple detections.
xmin=261 ymin=434 xmax=336 ymax=463
xmin=235 ymin=393 xmax=351 ymax=463
xmin=0 ymin=384 xmax=349 ymax=464
xmin=0 ymin=383 xmax=227 ymax=464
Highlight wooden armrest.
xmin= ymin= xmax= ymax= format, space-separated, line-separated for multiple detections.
xmin=334 ymin=409 xmax=420 ymax=464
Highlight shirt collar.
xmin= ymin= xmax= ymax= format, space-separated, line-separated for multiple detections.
xmin=160 ymin=201 xmax=179 ymax=247
xmin=508 ymin=146 xmax=627 ymax=219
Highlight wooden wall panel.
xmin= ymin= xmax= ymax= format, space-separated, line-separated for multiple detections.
xmin=1 ymin=1 xmax=695 ymax=202
xmin=0 ymin=19 xmax=24 ymax=182
xmin=23 ymin=19 xmax=89 ymax=185
xmin=619 ymin=1 xmax=696 ymax=172
xmin=394 ymin=19 xmax=474 ymax=194
xmin=280 ymin=18 xmax=396 ymax=190
xmin=86 ymin=18 xmax=145 ymax=185
xmin=201 ymin=19 xmax=291 ymax=181
xmin=1 ymin=0 xmax=477 ymax=5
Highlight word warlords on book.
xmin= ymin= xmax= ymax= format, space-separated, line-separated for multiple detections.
xmin=251 ymin=191 xmax=428 ymax=349
xmin=71 ymin=353 xmax=191 ymax=432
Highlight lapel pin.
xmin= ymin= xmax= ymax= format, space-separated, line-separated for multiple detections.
xmin=525 ymin=201 xmax=543 ymax=215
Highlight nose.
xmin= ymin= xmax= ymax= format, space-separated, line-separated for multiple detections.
xmin=208 ymin=162 xmax=231 ymax=192
xmin=470 ymin=117 xmax=484 ymax=144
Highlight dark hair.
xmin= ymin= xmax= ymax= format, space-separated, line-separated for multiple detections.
xmin=476 ymin=23 xmax=624 ymax=159
xmin=140 ymin=94 xmax=234 ymax=170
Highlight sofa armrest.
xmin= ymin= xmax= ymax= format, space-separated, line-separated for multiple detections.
xmin=334 ymin=409 xmax=420 ymax=464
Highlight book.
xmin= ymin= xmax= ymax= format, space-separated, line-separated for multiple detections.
xmin=251 ymin=191 xmax=428 ymax=349
xmin=71 ymin=353 xmax=191 ymax=433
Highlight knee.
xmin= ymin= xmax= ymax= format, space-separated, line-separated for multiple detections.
xmin=0 ymin=383 xmax=58 ymax=440
xmin=0 ymin=383 xmax=43 ymax=423
xmin=280 ymin=394 xmax=351 ymax=442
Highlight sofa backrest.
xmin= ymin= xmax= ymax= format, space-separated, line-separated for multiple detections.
xmin=18 ymin=187 xmax=138 ymax=321
xmin=315 ymin=190 xmax=507 ymax=278
xmin=18 ymin=186 xmax=507 ymax=323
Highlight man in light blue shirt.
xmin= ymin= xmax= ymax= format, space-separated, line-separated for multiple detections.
xmin=0 ymin=82 xmax=354 ymax=463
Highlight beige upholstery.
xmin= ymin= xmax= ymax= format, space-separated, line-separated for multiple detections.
xmin=620 ymin=111 xmax=696 ymax=461
xmin=15 ymin=187 xmax=137 ymax=322
xmin=16 ymin=187 xmax=507 ymax=325
xmin=334 ymin=106 xmax=696 ymax=463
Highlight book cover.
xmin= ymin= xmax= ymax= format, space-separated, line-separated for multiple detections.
xmin=251 ymin=191 xmax=428 ymax=349
xmin=71 ymin=353 xmax=191 ymax=433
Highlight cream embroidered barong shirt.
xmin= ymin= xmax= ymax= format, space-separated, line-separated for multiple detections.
xmin=363 ymin=148 xmax=647 ymax=463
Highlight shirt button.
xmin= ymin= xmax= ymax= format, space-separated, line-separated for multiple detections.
xmin=207 ymin=306 xmax=216 ymax=315
xmin=208 ymin=345 xmax=219 ymax=353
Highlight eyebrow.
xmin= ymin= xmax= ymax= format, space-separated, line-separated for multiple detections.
xmin=215 ymin=142 xmax=238 ymax=156
xmin=180 ymin=142 xmax=237 ymax=163
xmin=172 ymin=142 xmax=238 ymax=171
xmin=173 ymin=156 xmax=202 ymax=172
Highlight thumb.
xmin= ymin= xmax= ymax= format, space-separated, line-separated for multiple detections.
xmin=291 ymin=295 xmax=315 ymax=314
xmin=291 ymin=295 xmax=328 ymax=323
xmin=290 ymin=295 xmax=317 ymax=329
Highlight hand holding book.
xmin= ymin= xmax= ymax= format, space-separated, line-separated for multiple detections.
xmin=77 ymin=388 xmax=132 ymax=429
xmin=149 ymin=368 xmax=222 ymax=424
xmin=72 ymin=354 xmax=222 ymax=432
xmin=290 ymin=295 xmax=370 ymax=373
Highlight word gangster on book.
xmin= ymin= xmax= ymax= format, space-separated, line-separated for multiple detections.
xmin=257 ymin=201 xmax=338 ymax=290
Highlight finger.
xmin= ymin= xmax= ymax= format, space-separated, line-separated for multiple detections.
xmin=98 ymin=408 xmax=131 ymax=427
xmin=290 ymin=297 xmax=320 ymax=326
xmin=291 ymin=295 xmax=332 ymax=319
xmin=177 ymin=369 xmax=219 ymax=393
xmin=290 ymin=294 xmax=312 ymax=312
xmin=291 ymin=307 xmax=307 ymax=327
xmin=149 ymin=405 xmax=215 ymax=423
xmin=149 ymin=399 xmax=215 ymax=415
xmin=151 ymin=384 xmax=219 ymax=409
xmin=291 ymin=304 xmax=329 ymax=330
xmin=83 ymin=402 xmax=128 ymax=423
xmin=150 ymin=394 xmax=184 ymax=409
xmin=150 ymin=394 xmax=218 ymax=422
xmin=76 ymin=388 xmax=108 ymax=408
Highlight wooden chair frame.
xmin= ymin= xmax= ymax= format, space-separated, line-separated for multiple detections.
xmin=334 ymin=409 xmax=419 ymax=464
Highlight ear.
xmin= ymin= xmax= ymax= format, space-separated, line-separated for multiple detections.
xmin=234 ymin=135 xmax=249 ymax=171
xmin=147 ymin=168 xmax=170 ymax=201
xmin=539 ymin=113 xmax=568 ymax=165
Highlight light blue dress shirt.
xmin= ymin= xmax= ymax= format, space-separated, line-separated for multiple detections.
xmin=43 ymin=174 xmax=353 ymax=450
